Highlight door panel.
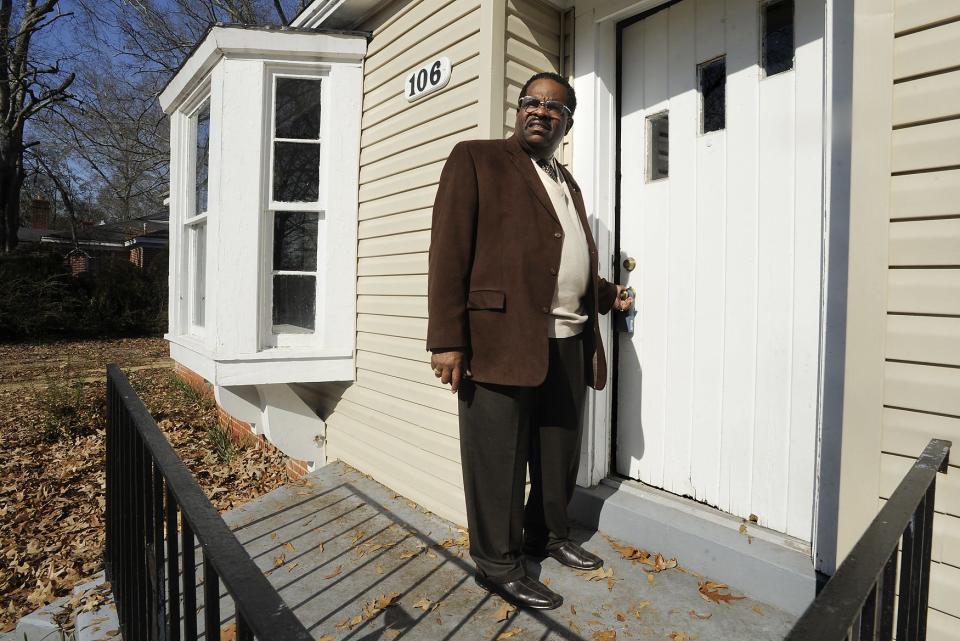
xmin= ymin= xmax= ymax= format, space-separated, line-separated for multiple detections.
xmin=615 ymin=0 xmax=823 ymax=540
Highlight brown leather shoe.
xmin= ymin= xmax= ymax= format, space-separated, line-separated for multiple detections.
xmin=527 ymin=541 xmax=603 ymax=571
xmin=474 ymin=573 xmax=563 ymax=610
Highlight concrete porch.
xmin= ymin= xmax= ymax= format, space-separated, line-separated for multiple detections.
xmin=207 ymin=462 xmax=793 ymax=640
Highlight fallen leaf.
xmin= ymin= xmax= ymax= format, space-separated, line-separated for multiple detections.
xmin=616 ymin=612 xmax=626 ymax=621
xmin=316 ymin=636 xmax=335 ymax=641
xmin=494 ymin=601 xmax=517 ymax=622
xmin=688 ymin=610 xmax=712 ymax=620
xmin=375 ymin=564 xmax=384 ymax=574
xmin=647 ymin=573 xmax=654 ymax=584
xmin=580 ymin=567 xmax=614 ymax=582
xmin=414 ymin=598 xmax=433 ymax=611
xmin=351 ymin=530 xmax=365 ymax=545
xmin=698 ymin=580 xmax=745 ymax=605
xmin=543 ymin=577 xmax=550 ymax=586
xmin=220 ymin=623 xmax=236 ymax=641
xmin=497 ymin=628 xmax=523 ymax=640
xmin=384 ymin=630 xmax=402 ymax=639
xmin=593 ymin=631 xmax=616 ymax=641
xmin=283 ymin=542 xmax=295 ymax=552
xmin=668 ymin=632 xmax=694 ymax=641
xmin=323 ymin=565 xmax=342 ymax=579
xmin=738 ymin=523 xmax=747 ymax=535
xmin=752 ymin=604 xmax=764 ymax=616
xmin=607 ymin=576 xmax=616 ymax=591
xmin=749 ymin=514 xmax=758 ymax=523
xmin=374 ymin=592 xmax=402 ymax=610
xmin=273 ymin=553 xmax=285 ymax=567
xmin=570 ymin=605 xmax=577 ymax=615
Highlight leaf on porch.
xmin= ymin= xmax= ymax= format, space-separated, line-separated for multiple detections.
xmin=688 ymin=609 xmax=712 ymax=620
xmin=323 ymin=565 xmax=342 ymax=579
xmin=668 ymin=632 xmax=695 ymax=641
xmin=543 ymin=577 xmax=550 ymax=586
xmin=414 ymin=597 xmax=433 ymax=611
xmin=438 ymin=529 xmax=469 ymax=549
xmin=372 ymin=592 xmax=402 ymax=611
xmin=738 ymin=523 xmax=748 ymax=535
xmin=220 ymin=623 xmax=236 ymax=641
xmin=616 ymin=612 xmax=626 ymax=621
xmin=399 ymin=545 xmax=426 ymax=559
xmin=592 ymin=631 xmax=617 ymax=641
xmin=569 ymin=621 xmax=582 ymax=633
xmin=607 ymin=575 xmax=617 ymax=591
xmin=604 ymin=534 xmax=650 ymax=562
xmin=570 ymin=605 xmax=577 ymax=615
xmin=384 ymin=629 xmax=403 ymax=639
xmin=316 ymin=635 xmax=335 ymax=641
xmin=493 ymin=600 xmax=517 ymax=622
xmin=273 ymin=553 xmax=285 ymax=567
xmin=286 ymin=561 xmax=299 ymax=572
xmin=578 ymin=566 xmax=613 ymax=582
xmin=497 ymin=628 xmax=523 ymax=640
xmin=351 ymin=529 xmax=366 ymax=545
xmin=698 ymin=580 xmax=745 ymax=604
xmin=652 ymin=553 xmax=677 ymax=572
xmin=283 ymin=542 xmax=295 ymax=552
xmin=752 ymin=604 xmax=765 ymax=616
xmin=647 ymin=573 xmax=654 ymax=584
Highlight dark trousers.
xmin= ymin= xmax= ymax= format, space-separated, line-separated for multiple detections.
xmin=457 ymin=335 xmax=586 ymax=582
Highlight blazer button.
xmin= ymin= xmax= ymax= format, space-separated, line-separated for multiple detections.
xmin=541 ymin=306 xmax=549 ymax=313
xmin=554 ymin=232 xmax=562 ymax=238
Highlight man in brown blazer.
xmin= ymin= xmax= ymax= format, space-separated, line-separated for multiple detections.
xmin=427 ymin=72 xmax=633 ymax=610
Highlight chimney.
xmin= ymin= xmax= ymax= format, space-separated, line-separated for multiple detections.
xmin=30 ymin=196 xmax=52 ymax=229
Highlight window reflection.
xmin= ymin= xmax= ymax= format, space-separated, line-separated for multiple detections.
xmin=276 ymin=78 xmax=322 ymax=139
xmin=195 ymin=101 xmax=210 ymax=214
xmin=273 ymin=212 xmax=319 ymax=272
xmin=273 ymin=275 xmax=316 ymax=332
xmin=273 ymin=142 xmax=320 ymax=203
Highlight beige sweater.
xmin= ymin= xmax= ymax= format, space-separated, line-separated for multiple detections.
xmin=532 ymin=157 xmax=590 ymax=338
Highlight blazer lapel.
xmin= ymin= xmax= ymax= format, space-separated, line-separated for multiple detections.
xmin=505 ymin=137 xmax=561 ymax=225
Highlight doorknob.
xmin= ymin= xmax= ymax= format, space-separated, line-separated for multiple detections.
xmin=622 ymin=257 xmax=637 ymax=272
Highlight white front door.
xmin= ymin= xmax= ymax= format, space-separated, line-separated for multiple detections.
xmin=615 ymin=0 xmax=824 ymax=540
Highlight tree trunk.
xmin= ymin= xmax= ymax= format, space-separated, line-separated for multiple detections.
xmin=0 ymin=136 xmax=23 ymax=253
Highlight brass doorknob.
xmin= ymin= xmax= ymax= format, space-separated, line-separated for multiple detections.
xmin=623 ymin=257 xmax=637 ymax=272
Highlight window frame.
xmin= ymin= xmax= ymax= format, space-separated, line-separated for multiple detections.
xmin=179 ymin=87 xmax=212 ymax=338
xmin=697 ymin=55 xmax=727 ymax=135
xmin=261 ymin=66 xmax=330 ymax=349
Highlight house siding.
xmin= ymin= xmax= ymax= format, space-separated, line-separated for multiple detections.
xmin=312 ymin=0 xmax=484 ymax=525
xmin=883 ymin=0 xmax=960 ymax=631
xmin=502 ymin=0 xmax=563 ymax=138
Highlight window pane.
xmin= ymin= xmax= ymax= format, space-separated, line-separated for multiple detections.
xmin=273 ymin=212 xmax=319 ymax=272
xmin=273 ymin=142 xmax=320 ymax=203
xmin=273 ymin=275 xmax=316 ymax=332
xmin=275 ymin=78 xmax=322 ymax=140
xmin=192 ymin=224 xmax=206 ymax=327
xmin=195 ymin=101 xmax=210 ymax=215
xmin=647 ymin=112 xmax=669 ymax=181
xmin=699 ymin=57 xmax=726 ymax=133
xmin=763 ymin=0 xmax=795 ymax=76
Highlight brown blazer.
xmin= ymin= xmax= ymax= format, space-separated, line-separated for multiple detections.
xmin=427 ymin=136 xmax=618 ymax=390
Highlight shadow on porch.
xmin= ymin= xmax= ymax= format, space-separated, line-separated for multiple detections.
xmin=205 ymin=462 xmax=794 ymax=641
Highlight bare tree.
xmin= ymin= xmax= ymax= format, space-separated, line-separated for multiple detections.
xmin=0 ymin=0 xmax=75 ymax=253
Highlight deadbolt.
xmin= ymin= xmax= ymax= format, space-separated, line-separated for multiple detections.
xmin=622 ymin=257 xmax=637 ymax=272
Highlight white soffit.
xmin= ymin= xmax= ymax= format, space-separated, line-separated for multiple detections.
xmin=159 ymin=26 xmax=367 ymax=113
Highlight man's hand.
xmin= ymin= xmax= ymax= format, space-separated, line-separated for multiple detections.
xmin=431 ymin=350 xmax=472 ymax=393
xmin=614 ymin=284 xmax=634 ymax=312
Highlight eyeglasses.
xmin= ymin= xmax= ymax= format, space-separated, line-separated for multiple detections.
xmin=518 ymin=96 xmax=573 ymax=118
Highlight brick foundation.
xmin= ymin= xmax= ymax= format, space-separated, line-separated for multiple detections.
xmin=172 ymin=363 xmax=312 ymax=480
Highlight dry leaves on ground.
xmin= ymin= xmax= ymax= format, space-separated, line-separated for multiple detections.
xmin=497 ymin=628 xmax=523 ymax=640
xmin=493 ymin=600 xmax=517 ymax=622
xmin=335 ymin=592 xmax=402 ymax=631
xmin=604 ymin=535 xmax=678 ymax=573
xmin=668 ymin=632 xmax=696 ymax=641
xmin=592 ymin=630 xmax=616 ymax=641
xmin=698 ymin=580 xmax=746 ymax=605
xmin=0 ymin=338 xmax=290 ymax=632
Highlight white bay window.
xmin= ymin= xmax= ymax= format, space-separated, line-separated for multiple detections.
xmin=160 ymin=27 xmax=364 ymax=385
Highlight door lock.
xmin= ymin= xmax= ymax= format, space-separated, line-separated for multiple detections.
xmin=623 ymin=257 xmax=637 ymax=272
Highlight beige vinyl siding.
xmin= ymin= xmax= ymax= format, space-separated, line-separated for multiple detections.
xmin=502 ymin=0 xmax=562 ymax=138
xmin=881 ymin=0 xmax=960 ymax=632
xmin=312 ymin=0 xmax=482 ymax=526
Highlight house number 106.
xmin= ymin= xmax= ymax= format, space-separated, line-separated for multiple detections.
xmin=404 ymin=57 xmax=451 ymax=102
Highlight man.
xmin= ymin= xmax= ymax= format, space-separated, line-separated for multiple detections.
xmin=427 ymin=72 xmax=633 ymax=610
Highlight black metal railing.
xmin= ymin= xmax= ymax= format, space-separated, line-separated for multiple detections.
xmin=787 ymin=438 xmax=951 ymax=641
xmin=105 ymin=364 xmax=313 ymax=641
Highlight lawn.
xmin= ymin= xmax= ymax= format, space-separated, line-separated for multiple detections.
xmin=0 ymin=337 xmax=291 ymax=632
